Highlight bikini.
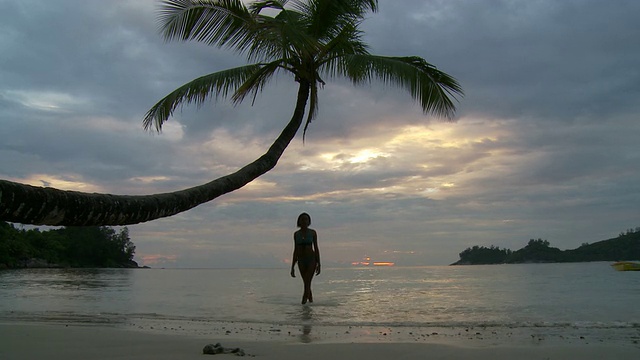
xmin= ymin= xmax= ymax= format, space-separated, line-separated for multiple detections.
xmin=295 ymin=230 xmax=315 ymax=267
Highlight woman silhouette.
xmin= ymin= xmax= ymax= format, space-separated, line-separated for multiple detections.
xmin=290 ymin=212 xmax=321 ymax=304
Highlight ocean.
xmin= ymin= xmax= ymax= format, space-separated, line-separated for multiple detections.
xmin=1 ymin=263 xmax=639 ymax=345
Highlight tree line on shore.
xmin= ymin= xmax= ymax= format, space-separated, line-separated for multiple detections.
xmin=0 ymin=222 xmax=137 ymax=269
xmin=453 ymin=227 xmax=640 ymax=265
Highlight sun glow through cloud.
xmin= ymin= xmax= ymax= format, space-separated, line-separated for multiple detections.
xmin=347 ymin=149 xmax=388 ymax=164
xmin=129 ymin=176 xmax=173 ymax=184
xmin=2 ymin=90 xmax=88 ymax=112
xmin=15 ymin=174 xmax=102 ymax=193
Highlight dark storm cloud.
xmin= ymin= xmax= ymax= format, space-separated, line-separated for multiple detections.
xmin=363 ymin=0 xmax=640 ymax=121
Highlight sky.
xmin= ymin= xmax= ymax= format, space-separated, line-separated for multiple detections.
xmin=1 ymin=0 xmax=639 ymax=268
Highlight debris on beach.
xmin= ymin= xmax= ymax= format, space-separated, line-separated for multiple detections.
xmin=203 ymin=342 xmax=250 ymax=356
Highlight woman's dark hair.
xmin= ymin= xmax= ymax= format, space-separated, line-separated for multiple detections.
xmin=297 ymin=212 xmax=311 ymax=227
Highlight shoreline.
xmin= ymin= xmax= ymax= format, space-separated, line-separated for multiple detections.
xmin=3 ymin=316 xmax=640 ymax=346
xmin=5 ymin=316 xmax=640 ymax=346
xmin=1 ymin=321 xmax=638 ymax=360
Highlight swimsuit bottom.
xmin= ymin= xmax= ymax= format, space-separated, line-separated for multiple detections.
xmin=298 ymin=254 xmax=316 ymax=267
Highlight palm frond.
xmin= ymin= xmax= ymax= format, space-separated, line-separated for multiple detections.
xmin=250 ymin=9 xmax=330 ymax=66
xmin=249 ymin=0 xmax=285 ymax=14
xmin=158 ymin=0 xmax=258 ymax=53
xmin=299 ymin=0 xmax=378 ymax=41
xmin=347 ymin=0 xmax=379 ymax=14
xmin=151 ymin=0 xmax=462 ymax=139
xmin=143 ymin=64 xmax=263 ymax=132
xmin=338 ymin=54 xmax=463 ymax=119
xmin=246 ymin=13 xmax=312 ymax=62
xmin=316 ymin=21 xmax=368 ymax=65
xmin=302 ymin=79 xmax=320 ymax=142
xmin=231 ymin=60 xmax=286 ymax=104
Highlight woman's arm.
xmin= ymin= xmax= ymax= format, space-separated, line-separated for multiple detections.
xmin=313 ymin=230 xmax=321 ymax=275
xmin=290 ymin=234 xmax=298 ymax=277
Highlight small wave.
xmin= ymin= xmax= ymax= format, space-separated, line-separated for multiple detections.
xmin=4 ymin=310 xmax=638 ymax=332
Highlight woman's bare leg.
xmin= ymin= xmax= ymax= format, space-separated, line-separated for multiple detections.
xmin=306 ymin=271 xmax=314 ymax=303
xmin=299 ymin=262 xmax=315 ymax=304
xmin=301 ymin=271 xmax=312 ymax=304
xmin=303 ymin=272 xmax=314 ymax=303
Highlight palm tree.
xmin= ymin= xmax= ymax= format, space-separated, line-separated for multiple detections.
xmin=0 ymin=0 xmax=462 ymax=226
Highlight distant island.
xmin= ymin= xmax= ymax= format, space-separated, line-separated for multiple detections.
xmin=451 ymin=227 xmax=640 ymax=265
xmin=0 ymin=221 xmax=139 ymax=269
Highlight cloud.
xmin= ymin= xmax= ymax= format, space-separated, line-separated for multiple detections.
xmin=1 ymin=0 xmax=639 ymax=267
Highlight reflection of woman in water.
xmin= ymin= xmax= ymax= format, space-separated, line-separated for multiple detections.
xmin=290 ymin=212 xmax=321 ymax=304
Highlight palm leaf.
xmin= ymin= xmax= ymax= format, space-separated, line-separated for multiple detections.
xmin=249 ymin=0 xmax=285 ymax=14
xmin=246 ymin=12 xmax=313 ymax=62
xmin=298 ymin=0 xmax=378 ymax=41
xmin=143 ymin=64 xmax=263 ymax=132
xmin=231 ymin=60 xmax=287 ymax=104
xmin=337 ymin=54 xmax=463 ymax=119
xmin=316 ymin=21 xmax=368 ymax=62
xmin=248 ymin=9 xmax=325 ymax=64
xmin=302 ymin=79 xmax=319 ymax=142
xmin=159 ymin=0 xmax=259 ymax=53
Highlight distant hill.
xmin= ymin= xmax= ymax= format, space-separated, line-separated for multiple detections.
xmin=451 ymin=228 xmax=640 ymax=265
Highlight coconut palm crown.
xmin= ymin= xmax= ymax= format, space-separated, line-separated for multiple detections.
xmin=144 ymin=0 xmax=462 ymax=137
xmin=0 ymin=0 xmax=462 ymax=226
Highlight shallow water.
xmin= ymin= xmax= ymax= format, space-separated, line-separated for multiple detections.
xmin=1 ymin=263 xmax=639 ymax=344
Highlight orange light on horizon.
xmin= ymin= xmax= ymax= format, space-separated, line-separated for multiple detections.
xmin=351 ymin=259 xmax=396 ymax=266
xmin=351 ymin=258 xmax=394 ymax=266
xmin=373 ymin=262 xmax=395 ymax=266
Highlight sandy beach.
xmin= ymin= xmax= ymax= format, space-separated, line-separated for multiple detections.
xmin=1 ymin=322 xmax=638 ymax=360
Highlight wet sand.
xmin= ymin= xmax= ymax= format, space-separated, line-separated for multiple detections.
xmin=1 ymin=322 xmax=639 ymax=360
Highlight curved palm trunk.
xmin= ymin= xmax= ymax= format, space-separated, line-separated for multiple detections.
xmin=0 ymin=81 xmax=311 ymax=226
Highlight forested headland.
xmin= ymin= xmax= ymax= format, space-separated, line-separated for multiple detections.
xmin=452 ymin=227 xmax=640 ymax=265
xmin=0 ymin=222 xmax=138 ymax=269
